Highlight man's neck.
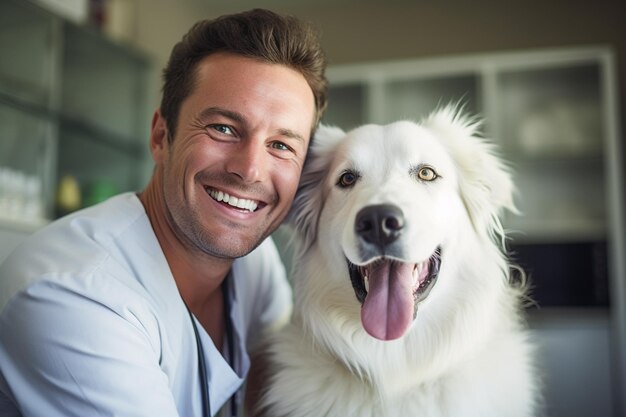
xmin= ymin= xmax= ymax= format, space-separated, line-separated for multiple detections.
xmin=139 ymin=178 xmax=231 ymax=348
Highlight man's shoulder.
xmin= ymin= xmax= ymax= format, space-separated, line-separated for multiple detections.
xmin=0 ymin=193 xmax=158 ymax=311
xmin=1 ymin=192 xmax=147 ymax=270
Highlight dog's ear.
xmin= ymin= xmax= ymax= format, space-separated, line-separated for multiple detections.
xmin=288 ymin=124 xmax=346 ymax=250
xmin=423 ymin=107 xmax=517 ymax=242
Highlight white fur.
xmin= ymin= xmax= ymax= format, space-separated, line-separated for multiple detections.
xmin=261 ymin=108 xmax=540 ymax=417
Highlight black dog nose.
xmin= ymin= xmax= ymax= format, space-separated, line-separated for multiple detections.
xmin=355 ymin=204 xmax=405 ymax=247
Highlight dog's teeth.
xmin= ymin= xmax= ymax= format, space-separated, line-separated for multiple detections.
xmin=413 ymin=261 xmax=429 ymax=286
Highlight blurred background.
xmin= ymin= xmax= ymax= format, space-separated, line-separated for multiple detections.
xmin=0 ymin=0 xmax=625 ymax=416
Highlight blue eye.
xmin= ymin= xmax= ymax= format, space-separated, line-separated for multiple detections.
xmin=337 ymin=170 xmax=359 ymax=188
xmin=209 ymin=124 xmax=233 ymax=135
xmin=271 ymin=142 xmax=290 ymax=151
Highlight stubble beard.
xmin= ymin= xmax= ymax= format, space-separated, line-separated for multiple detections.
xmin=163 ymin=181 xmax=279 ymax=260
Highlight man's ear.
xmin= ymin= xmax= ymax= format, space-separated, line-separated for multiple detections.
xmin=149 ymin=109 xmax=169 ymax=163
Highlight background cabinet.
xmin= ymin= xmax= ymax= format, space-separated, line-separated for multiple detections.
xmin=323 ymin=46 xmax=625 ymax=417
xmin=0 ymin=0 xmax=152 ymax=243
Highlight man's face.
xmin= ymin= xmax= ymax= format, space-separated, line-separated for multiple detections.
xmin=153 ymin=52 xmax=315 ymax=259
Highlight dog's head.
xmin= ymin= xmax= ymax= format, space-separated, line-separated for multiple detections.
xmin=288 ymin=107 xmax=516 ymax=342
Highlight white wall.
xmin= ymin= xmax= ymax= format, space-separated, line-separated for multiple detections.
xmin=0 ymin=229 xmax=29 ymax=264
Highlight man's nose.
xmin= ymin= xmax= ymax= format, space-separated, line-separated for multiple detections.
xmin=225 ymin=140 xmax=265 ymax=183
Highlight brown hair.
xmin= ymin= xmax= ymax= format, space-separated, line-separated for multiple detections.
xmin=160 ymin=8 xmax=328 ymax=140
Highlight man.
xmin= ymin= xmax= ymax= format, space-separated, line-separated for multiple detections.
xmin=0 ymin=9 xmax=327 ymax=417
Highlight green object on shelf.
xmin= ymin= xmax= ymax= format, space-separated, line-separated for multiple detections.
xmin=84 ymin=180 xmax=118 ymax=208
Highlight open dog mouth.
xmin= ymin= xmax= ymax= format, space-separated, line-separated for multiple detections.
xmin=347 ymin=247 xmax=442 ymax=341
xmin=205 ymin=186 xmax=263 ymax=213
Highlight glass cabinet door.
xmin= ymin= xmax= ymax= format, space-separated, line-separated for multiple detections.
xmin=57 ymin=124 xmax=142 ymax=211
xmin=0 ymin=0 xmax=59 ymax=225
xmin=0 ymin=103 xmax=54 ymax=224
xmin=494 ymin=62 xmax=611 ymax=308
xmin=0 ymin=0 xmax=59 ymax=106
xmin=381 ymin=74 xmax=481 ymax=123
xmin=61 ymin=24 xmax=150 ymax=141
xmin=323 ymin=84 xmax=367 ymax=131
xmin=496 ymin=63 xmax=606 ymax=241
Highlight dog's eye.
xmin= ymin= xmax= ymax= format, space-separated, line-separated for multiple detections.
xmin=416 ymin=166 xmax=438 ymax=181
xmin=337 ymin=171 xmax=359 ymax=188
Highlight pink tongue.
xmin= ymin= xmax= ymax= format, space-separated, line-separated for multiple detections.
xmin=361 ymin=261 xmax=415 ymax=341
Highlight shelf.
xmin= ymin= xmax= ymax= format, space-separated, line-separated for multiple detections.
xmin=505 ymin=219 xmax=607 ymax=244
xmin=0 ymin=91 xmax=56 ymax=122
xmin=496 ymin=63 xmax=603 ymax=156
xmin=0 ymin=101 xmax=52 ymax=175
xmin=0 ymin=91 xmax=143 ymax=158
xmin=0 ymin=75 xmax=52 ymax=109
xmin=59 ymin=116 xmax=144 ymax=157
xmin=506 ymin=152 xmax=604 ymax=167
xmin=0 ymin=0 xmax=59 ymax=107
xmin=57 ymin=127 xmax=145 ymax=202
xmin=61 ymin=22 xmax=151 ymax=140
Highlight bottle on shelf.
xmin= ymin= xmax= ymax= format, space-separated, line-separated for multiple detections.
xmin=55 ymin=174 xmax=81 ymax=218
xmin=0 ymin=166 xmax=45 ymax=223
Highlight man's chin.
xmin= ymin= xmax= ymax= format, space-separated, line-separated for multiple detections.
xmin=193 ymin=229 xmax=270 ymax=260
xmin=175 ymin=207 xmax=280 ymax=259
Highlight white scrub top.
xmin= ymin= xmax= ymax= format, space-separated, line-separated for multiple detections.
xmin=0 ymin=193 xmax=292 ymax=417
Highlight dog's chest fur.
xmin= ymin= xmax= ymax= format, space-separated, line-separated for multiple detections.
xmin=266 ymin=313 xmax=536 ymax=417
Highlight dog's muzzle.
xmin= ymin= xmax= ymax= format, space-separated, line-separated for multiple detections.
xmin=348 ymin=204 xmax=442 ymax=341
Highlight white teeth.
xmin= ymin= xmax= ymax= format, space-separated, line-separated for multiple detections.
xmin=414 ymin=261 xmax=428 ymax=286
xmin=207 ymin=188 xmax=258 ymax=212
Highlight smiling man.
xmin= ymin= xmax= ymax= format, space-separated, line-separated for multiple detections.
xmin=0 ymin=9 xmax=327 ymax=417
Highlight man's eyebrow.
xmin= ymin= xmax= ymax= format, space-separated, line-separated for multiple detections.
xmin=276 ymin=128 xmax=306 ymax=144
xmin=197 ymin=106 xmax=245 ymax=124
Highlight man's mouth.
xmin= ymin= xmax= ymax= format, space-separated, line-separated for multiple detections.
xmin=347 ymin=247 xmax=442 ymax=341
xmin=205 ymin=186 xmax=262 ymax=213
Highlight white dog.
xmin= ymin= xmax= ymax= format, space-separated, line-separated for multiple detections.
xmin=260 ymin=108 xmax=539 ymax=417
